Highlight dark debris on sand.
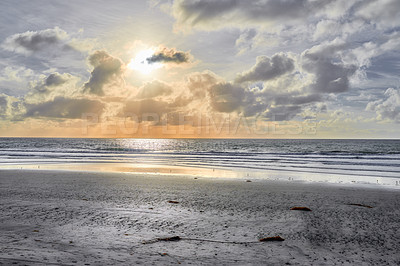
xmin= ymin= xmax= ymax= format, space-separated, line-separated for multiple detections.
xmin=290 ymin=207 xmax=312 ymax=211
xmin=259 ymin=236 xmax=285 ymax=242
xmin=347 ymin=203 xmax=373 ymax=208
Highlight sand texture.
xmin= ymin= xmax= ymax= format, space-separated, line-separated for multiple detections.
xmin=1 ymin=170 xmax=399 ymax=265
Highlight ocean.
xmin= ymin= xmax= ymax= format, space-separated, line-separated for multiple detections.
xmin=1 ymin=138 xmax=399 ymax=185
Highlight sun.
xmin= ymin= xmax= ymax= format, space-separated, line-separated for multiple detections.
xmin=127 ymin=49 xmax=162 ymax=74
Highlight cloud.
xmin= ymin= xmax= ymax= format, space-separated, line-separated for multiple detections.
xmin=201 ymin=79 xmax=262 ymax=117
xmin=171 ymin=0 xmax=322 ymax=31
xmin=44 ymin=73 xmax=69 ymax=87
xmin=366 ymin=88 xmax=400 ymax=122
xmin=1 ymin=71 xmax=105 ymax=121
xmin=346 ymin=91 xmax=375 ymax=102
xmin=235 ymin=29 xmax=257 ymax=54
xmin=0 ymin=66 xmax=36 ymax=96
xmin=146 ymin=47 xmax=191 ymax=64
xmin=356 ymin=0 xmax=400 ymax=29
xmin=186 ymin=70 xmax=221 ymax=99
xmin=136 ymin=80 xmax=173 ymax=99
xmin=263 ymin=105 xmax=303 ymax=121
xmin=25 ymin=72 xmax=79 ymax=104
xmin=24 ymin=96 xmax=105 ymax=119
xmin=235 ymin=53 xmax=295 ymax=83
xmin=183 ymin=69 xmax=321 ymax=121
xmin=0 ymin=94 xmax=13 ymax=119
xmin=256 ymin=83 xmax=323 ymax=120
xmin=182 ymin=71 xmax=261 ymax=116
xmin=342 ymin=33 xmax=400 ymax=69
xmin=83 ymin=51 xmax=125 ymax=96
xmin=0 ymin=66 xmax=34 ymax=83
xmin=273 ymin=93 xmax=322 ymax=106
xmin=301 ymin=41 xmax=357 ymax=93
xmin=122 ymin=99 xmax=170 ymax=121
xmin=1 ymin=27 xmax=93 ymax=80
xmin=32 ymin=72 xmax=70 ymax=94
xmin=208 ymin=82 xmax=246 ymax=113
xmin=170 ymin=0 xmax=399 ymax=33
xmin=1 ymin=27 xmax=71 ymax=55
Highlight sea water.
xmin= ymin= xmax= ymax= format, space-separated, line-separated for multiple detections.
xmin=0 ymin=138 xmax=399 ymax=186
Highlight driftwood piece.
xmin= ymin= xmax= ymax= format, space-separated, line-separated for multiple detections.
xmin=157 ymin=236 xmax=181 ymax=242
xmin=143 ymin=235 xmax=285 ymax=245
xmin=259 ymin=236 xmax=285 ymax=242
xmin=290 ymin=207 xmax=312 ymax=211
xmin=347 ymin=203 xmax=373 ymax=208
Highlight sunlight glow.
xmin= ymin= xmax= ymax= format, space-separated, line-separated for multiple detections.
xmin=127 ymin=49 xmax=162 ymax=74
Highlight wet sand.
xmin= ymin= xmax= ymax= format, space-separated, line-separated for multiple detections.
xmin=1 ymin=169 xmax=399 ymax=265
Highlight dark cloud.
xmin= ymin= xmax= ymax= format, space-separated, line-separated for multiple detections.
xmin=146 ymin=48 xmax=190 ymax=64
xmin=241 ymin=101 xmax=266 ymax=118
xmin=136 ymin=80 xmax=173 ymax=99
xmin=172 ymin=0 xmax=399 ymax=32
xmin=2 ymin=27 xmax=72 ymax=54
xmin=83 ymin=51 xmax=124 ymax=96
xmin=252 ymin=88 xmax=322 ymax=120
xmin=45 ymin=73 xmax=68 ymax=87
xmin=235 ymin=54 xmax=295 ymax=83
xmin=207 ymin=81 xmax=269 ymax=117
xmin=208 ymin=82 xmax=245 ymax=113
xmin=302 ymin=45 xmax=357 ymax=93
xmin=184 ymin=70 xmax=320 ymax=120
xmin=206 ymin=80 xmax=318 ymax=120
xmin=24 ymin=96 xmax=105 ymax=119
xmin=30 ymin=73 xmax=73 ymax=96
xmin=183 ymin=71 xmax=266 ymax=116
xmin=172 ymin=0 xmax=323 ymax=29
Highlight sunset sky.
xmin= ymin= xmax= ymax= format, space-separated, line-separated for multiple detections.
xmin=0 ymin=0 xmax=399 ymax=138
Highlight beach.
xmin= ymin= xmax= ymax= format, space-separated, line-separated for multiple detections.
xmin=2 ymin=0 xmax=400 ymax=264
xmin=1 ymin=169 xmax=399 ymax=265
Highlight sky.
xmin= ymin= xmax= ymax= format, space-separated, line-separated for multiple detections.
xmin=0 ymin=0 xmax=399 ymax=138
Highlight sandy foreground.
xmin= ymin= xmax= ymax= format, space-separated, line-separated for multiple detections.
xmin=0 ymin=170 xmax=399 ymax=265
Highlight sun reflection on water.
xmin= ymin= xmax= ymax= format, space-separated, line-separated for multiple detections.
xmin=114 ymin=138 xmax=178 ymax=152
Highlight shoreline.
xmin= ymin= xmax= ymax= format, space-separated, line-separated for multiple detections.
xmin=1 ymin=169 xmax=400 ymax=265
xmin=1 ymin=161 xmax=399 ymax=189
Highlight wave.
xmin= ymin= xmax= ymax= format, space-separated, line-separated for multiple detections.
xmin=1 ymin=138 xmax=400 ymax=180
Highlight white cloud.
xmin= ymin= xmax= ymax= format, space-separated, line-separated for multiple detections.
xmin=136 ymin=80 xmax=173 ymax=99
xmin=0 ymin=66 xmax=34 ymax=83
xmin=235 ymin=29 xmax=257 ymax=54
xmin=356 ymin=0 xmax=400 ymax=29
xmin=366 ymin=88 xmax=400 ymax=122
xmin=346 ymin=91 xmax=375 ymax=102
xmin=0 ymin=93 xmax=19 ymax=119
